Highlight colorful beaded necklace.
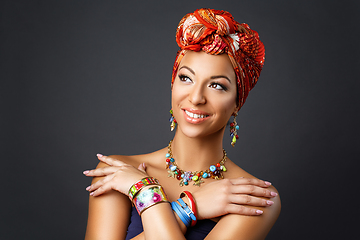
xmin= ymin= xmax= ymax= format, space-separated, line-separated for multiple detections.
xmin=165 ymin=140 xmax=227 ymax=187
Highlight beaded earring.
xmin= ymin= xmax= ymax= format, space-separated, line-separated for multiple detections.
xmin=169 ymin=109 xmax=177 ymax=131
xmin=230 ymin=113 xmax=239 ymax=147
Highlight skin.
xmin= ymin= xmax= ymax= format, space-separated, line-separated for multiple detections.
xmin=84 ymin=51 xmax=281 ymax=240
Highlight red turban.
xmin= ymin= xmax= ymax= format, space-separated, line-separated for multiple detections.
xmin=172 ymin=8 xmax=265 ymax=108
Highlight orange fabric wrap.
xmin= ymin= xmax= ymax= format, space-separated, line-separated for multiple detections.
xmin=172 ymin=8 xmax=265 ymax=108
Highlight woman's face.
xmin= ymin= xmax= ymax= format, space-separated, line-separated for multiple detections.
xmin=172 ymin=51 xmax=238 ymax=139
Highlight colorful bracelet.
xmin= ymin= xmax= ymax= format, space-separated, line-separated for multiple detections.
xmin=180 ymin=191 xmax=198 ymax=226
xmin=178 ymin=198 xmax=197 ymax=223
xmin=133 ymin=185 xmax=169 ymax=215
xmin=128 ymin=177 xmax=159 ymax=201
xmin=171 ymin=201 xmax=191 ymax=228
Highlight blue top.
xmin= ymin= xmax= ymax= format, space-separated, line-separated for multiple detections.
xmin=125 ymin=206 xmax=217 ymax=240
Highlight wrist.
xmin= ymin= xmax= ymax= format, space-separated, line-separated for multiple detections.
xmin=133 ymin=185 xmax=169 ymax=215
xmin=171 ymin=191 xmax=198 ymax=229
xmin=128 ymin=177 xmax=159 ymax=201
xmin=180 ymin=191 xmax=198 ymax=226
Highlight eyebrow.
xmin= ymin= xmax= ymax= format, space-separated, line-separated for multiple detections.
xmin=179 ymin=66 xmax=195 ymax=75
xmin=210 ymin=75 xmax=232 ymax=83
xmin=179 ymin=66 xmax=232 ymax=83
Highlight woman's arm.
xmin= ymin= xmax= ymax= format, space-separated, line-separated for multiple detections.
xmin=193 ymin=178 xmax=277 ymax=220
xmin=85 ymin=162 xmax=132 ymax=240
xmin=129 ymin=178 xmax=276 ymax=240
xmin=85 ymin=155 xmax=186 ymax=240
xmin=204 ymin=185 xmax=281 ymax=240
xmin=84 ymin=155 xmax=279 ymax=240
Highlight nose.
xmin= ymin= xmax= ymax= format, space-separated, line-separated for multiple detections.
xmin=189 ymin=84 xmax=206 ymax=105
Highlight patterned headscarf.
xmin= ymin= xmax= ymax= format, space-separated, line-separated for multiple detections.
xmin=172 ymin=8 xmax=265 ymax=108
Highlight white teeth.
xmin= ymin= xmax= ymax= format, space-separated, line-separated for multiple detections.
xmin=185 ymin=110 xmax=207 ymax=118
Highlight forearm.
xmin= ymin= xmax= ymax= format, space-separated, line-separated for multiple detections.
xmin=131 ymin=193 xmax=190 ymax=240
xmin=85 ymin=190 xmax=131 ymax=240
xmin=131 ymin=210 xmax=187 ymax=240
xmin=141 ymin=202 xmax=186 ymax=240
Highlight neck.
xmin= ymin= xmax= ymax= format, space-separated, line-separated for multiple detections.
xmin=170 ymin=127 xmax=226 ymax=171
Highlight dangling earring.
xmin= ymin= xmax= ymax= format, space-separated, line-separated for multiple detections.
xmin=169 ymin=109 xmax=177 ymax=131
xmin=230 ymin=113 xmax=239 ymax=147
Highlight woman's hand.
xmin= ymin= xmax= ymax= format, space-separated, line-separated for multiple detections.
xmin=192 ymin=177 xmax=278 ymax=219
xmin=83 ymin=154 xmax=148 ymax=197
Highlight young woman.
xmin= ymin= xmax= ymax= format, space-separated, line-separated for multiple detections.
xmin=84 ymin=8 xmax=281 ymax=240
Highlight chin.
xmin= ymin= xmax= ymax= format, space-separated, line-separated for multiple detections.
xmin=177 ymin=125 xmax=205 ymax=138
xmin=177 ymin=123 xmax=225 ymax=139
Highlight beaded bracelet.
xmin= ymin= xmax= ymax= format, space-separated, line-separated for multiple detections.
xmin=133 ymin=185 xmax=169 ymax=215
xmin=180 ymin=191 xmax=198 ymax=226
xmin=171 ymin=201 xmax=191 ymax=228
xmin=128 ymin=177 xmax=159 ymax=201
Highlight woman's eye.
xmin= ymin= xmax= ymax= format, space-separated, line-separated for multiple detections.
xmin=179 ymin=75 xmax=192 ymax=83
xmin=210 ymin=83 xmax=226 ymax=91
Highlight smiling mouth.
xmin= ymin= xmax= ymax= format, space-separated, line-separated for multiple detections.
xmin=184 ymin=110 xmax=209 ymax=119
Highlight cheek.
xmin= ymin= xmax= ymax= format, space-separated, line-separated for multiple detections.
xmin=171 ymin=85 xmax=179 ymax=107
xmin=171 ymin=82 xmax=187 ymax=104
xmin=171 ymin=90 xmax=184 ymax=123
xmin=171 ymin=84 xmax=184 ymax=113
xmin=217 ymin=95 xmax=237 ymax=117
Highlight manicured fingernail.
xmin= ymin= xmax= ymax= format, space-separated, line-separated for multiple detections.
xmin=97 ymin=153 xmax=103 ymax=157
xmin=267 ymin=200 xmax=274 ymax=206
xmin=256 ymin=210 xmax=263 ymax=215
xmin=86 ymin=186 xmax=91 ymax=191
xmin=83 ymin=170 xmax=90 ymax=175
xmin=90 ymin=191 xmax=94 ymax=196
xmin=271 ymin=192 xmax=278 ymax=197
xmin=264 ymin=181 xmax=272 ymax=186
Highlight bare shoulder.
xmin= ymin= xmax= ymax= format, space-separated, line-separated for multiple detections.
xmin=95 ymin=147 xmax=166 ymax=171
xmin=224 ymin=158 xmax=280 ymax=193
xmin=208 ymin=158 xmax=281 ymax=240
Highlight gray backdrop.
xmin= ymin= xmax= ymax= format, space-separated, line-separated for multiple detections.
xmin=1 ymin=0 xmax=359 ymax=239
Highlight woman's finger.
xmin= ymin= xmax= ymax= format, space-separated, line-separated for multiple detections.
xmin=137 ymin=163 xmax=146 ymax=173
xmin=225 ymin=204 xmax=264 ymax=216
xmin=83 ymin=166 xmax=121 ymax=177
xmin=89 ymin=180 xmax=115 ymax=197
xmin=86 ymin=174 xmax=114 ymax=192
xmin=228 ymin=194 xmax=274 ymax=207
xmin=230 ymin=177 xmax=272 ymax=188
xmin=230 ymin=185 xmax=278 ymax=198
xmin=96 ymin=154 xmax=124 ymax=167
